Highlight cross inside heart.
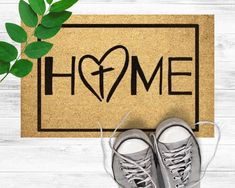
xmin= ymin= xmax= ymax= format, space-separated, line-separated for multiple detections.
xmin=79 ymin=45 xmax=129 ymax=102
xmin=44 ymin=45 xmax=193 ymax=102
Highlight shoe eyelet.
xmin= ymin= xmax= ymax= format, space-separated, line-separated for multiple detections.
xmin=175 ymin=184 xmax=179 ymax=188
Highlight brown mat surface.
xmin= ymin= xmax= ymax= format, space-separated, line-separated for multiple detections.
xmin=21 ymin=15 xmax=214 ymax=137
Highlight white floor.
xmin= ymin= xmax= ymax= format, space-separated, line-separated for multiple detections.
xmin=0 ymin=0 xmax=235 ymax=187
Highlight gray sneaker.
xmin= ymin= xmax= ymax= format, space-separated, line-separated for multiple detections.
xmin=152 ymin=118 xmax=201 ymax=188
xmin=112 ymin=129 xmax=159 ymax=188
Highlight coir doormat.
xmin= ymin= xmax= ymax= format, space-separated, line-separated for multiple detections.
xmin=22 ymin=15 xmax=214 ymax=137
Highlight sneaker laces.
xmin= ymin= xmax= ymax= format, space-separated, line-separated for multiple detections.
xmin=187 ymin=121 xmax=221 ymax=188
xmin=120 ymin=156 xmax=153 ymax=188
xmin=150 ymin=121 xmax=221 ymax=188
xmin=162 ymin=143 xmax=193 ymax=188
xmin=98 ymin=112 xmax=157 ymax=188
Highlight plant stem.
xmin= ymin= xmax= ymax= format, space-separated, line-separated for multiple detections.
xmin=0 ymin=4 xmax=52 ymax=84
xmin=0 ymin=72 xmax=9 ymax=83
xmin=16 ymin=41 xmax=28 ymax=60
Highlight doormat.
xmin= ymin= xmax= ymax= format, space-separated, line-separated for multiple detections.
xmin=21 ymin=15 xmax=214 ymax=137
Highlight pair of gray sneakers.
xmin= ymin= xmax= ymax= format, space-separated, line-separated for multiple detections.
xmin=112 ymin=118 xmax=201 ymax=188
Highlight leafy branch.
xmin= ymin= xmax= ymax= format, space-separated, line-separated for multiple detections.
xmin=0 ymin=0 xmax=78 ymax=83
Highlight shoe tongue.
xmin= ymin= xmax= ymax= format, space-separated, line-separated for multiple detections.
xmin=122 ymin=147 xmax=150 ymax=161
xmin=161 ymin=136 xmax=191 ymax=150
xmin=122 ymin=148 xmax=151 ymax=188
xmin=134 ymin=180 xmax=146 ymax=188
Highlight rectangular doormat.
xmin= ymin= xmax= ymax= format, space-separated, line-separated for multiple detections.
xmin=21 ymin=15 xmax=214 ymax=137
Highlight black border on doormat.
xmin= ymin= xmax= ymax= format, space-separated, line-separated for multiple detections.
xmin=37 ymin=23 xmax=200 ymax=132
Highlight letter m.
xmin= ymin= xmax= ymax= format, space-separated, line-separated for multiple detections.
xmin=131 ymin=56 xmax=163 ymax=95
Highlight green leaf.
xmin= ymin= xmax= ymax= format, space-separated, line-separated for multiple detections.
xmin=10 ymin=59 xmax=33 ymax=78
xmin=29 ymin=0 xmax=46 ymax=15
xmin=0 ymin=41 xmax=18 ymax=63
xmin=34 ymin=25 xmax=60 ymax=39
xmin=46 ymin=0 xmax=53 ymax=4
xmin=25 ymin=41 xmax=53 ymax=59
xmin=50 ymin=0 xmax=78 ymax=12
xmin=41 ymin=11 xmax=72 ymax=28
xmin=19 ymin=0 xmax=38 ymax=27
xmin=0 ymin=62 xmax=10 ymax=75
xmin=5 ymin=23 xmax=27 ymax=43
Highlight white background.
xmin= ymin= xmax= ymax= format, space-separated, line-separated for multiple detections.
xmin=0 ymin=0 xmax=235 ymax=187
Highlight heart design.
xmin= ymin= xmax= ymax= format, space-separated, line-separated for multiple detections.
xmin=78 ymin=45 xmax=129 ymax=102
